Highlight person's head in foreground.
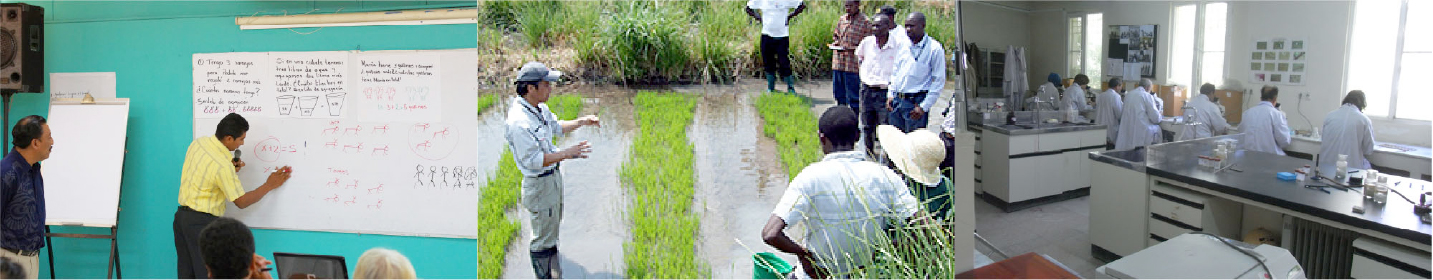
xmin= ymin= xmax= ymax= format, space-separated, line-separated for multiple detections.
xmin=353 ymin=248 xmax=416 ymax=279
xmin=818 ymin=106 xmax=861 ymax=154
xmin=200 ymin=217 xmax=271 ymax=279
xmin=0 ymin=256 xmax=25 ymax=279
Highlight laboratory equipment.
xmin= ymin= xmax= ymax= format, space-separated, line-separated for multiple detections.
xmin=1335 ymin=154 xmax=1348 ymax=180
xmin=1373 ymin=176 xmax=1389 ymax=204
xmin=1364 ymin=171 xmax=1380 ymax=199
xmin=1097 ymin=233 xmax=1305 ymax=279
xmin=1278 ymin=172 xmax=1297 ymax=181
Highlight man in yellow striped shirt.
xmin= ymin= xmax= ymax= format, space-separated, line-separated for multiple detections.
xmin=174 ymin=113 xmax=292 ymax=279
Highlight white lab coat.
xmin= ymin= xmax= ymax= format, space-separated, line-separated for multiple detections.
xmin=1176 ymin=94 xmax=1230 ymax=141
xmin=1115 ymin=87 xmax=1161 ymax=150
xmin=1238 ymin=101 xmax=1292 ymax=156
xmin=1095 ymin=89 xmax=1123 ymax=144
xmin=1003 ymin=46 xmax=1028 ymax=110
xmin=1062 ymin=85 xmax=1091 ymax=123
xmin=1028 ymin=82 xmax=1060 ymax=111
xmin=1317 ymin=104 xmax=1375 ymax=176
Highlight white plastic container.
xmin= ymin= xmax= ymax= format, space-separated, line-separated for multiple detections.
xmin=1335 ymin=154 xmax=1348 ymax=180
xmin=1373 ymin=176 xmax=1390 ymax=204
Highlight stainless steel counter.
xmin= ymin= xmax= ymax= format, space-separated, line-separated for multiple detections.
xmin=1089 ymin=148 xmax=1146 ymax=173
xmin=967 ymin=111 xmax=1107 ymax=136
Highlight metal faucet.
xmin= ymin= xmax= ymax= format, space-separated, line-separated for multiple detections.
xmin=1031 ymin=96 xmax=1055 ymax=123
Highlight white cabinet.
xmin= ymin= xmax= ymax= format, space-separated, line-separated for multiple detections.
xmin=1147 ymin=182 xmax=1243 ymax=247
xmin=1351 ymin=237 xmax=1431 ymax=279
xmin=1089 ymin=160 xmax=1150 ymax=259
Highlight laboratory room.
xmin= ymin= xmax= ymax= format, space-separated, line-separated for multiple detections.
xmin=955 ymin=0 xmax=1431 ymax=279
xmin=0 ymin=1 xmax=479 ymax=279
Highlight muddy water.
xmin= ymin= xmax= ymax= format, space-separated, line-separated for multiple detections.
xmin=483 ymin=80 xmax=865 ymax=278
xmin=677 ymin=83 xmax=804 ymax=278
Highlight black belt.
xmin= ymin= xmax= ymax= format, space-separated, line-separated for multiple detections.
xmin=864 ymin=85 xmax=888 ymax=91
xmin=532 ymin=164 xmax=560 ymax=178
xmin=3 ymin=247 xmax=39 ymax=257
xmin=177 ymin=205 xmax=217 ymax=217
xmin=897 ymin=91 xmax=928 ymax=98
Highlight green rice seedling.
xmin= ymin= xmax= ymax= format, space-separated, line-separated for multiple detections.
xmin=477 ymin=27 xmax=506 ymax=56
xmin=753 ymin=93 xmax=824 ymax=179
xmin=477 ymin=149 xmax=523 ymax=278
xmin=477 ymin=93 xmax=502 ymax=116
xmin=621 ymin=92 xmax=706 ymax=278
xmin=547 ymin=93 xmax=584 ymax=121
xmin=557 ymin=1 xmax=603 ymax=46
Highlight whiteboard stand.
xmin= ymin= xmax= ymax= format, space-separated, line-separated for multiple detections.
xmin=43 ymin=98 xmax=129 ymax=279
xmin=45 ymin=222 xmax=121 ymax=279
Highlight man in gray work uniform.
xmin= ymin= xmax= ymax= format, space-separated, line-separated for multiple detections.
xmin=504 ymin=62 xmax=600 ymax=279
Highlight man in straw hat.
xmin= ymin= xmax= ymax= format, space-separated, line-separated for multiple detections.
xmin=876 ymin=125 xmax=952 ymax=221
xmin=762 ymin=106 xmax=927 ymax=278
xmin=504 ymin=61 xmax=600 ymax=278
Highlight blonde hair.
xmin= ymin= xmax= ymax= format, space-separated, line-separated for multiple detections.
xmin=353 ymin=248 xmax=416 ymax=279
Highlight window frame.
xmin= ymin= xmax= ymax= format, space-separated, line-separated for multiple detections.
xmin=1065 ymin=12 xmax=1104 ymax=79
xmin=1169 ymin=1 xmax=1228 ymax=88
xmin=1346 ymin=0 xmax=1430 ymax=121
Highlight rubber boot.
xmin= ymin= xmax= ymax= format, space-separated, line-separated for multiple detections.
xmin=530 ymin=248 xmax=557 ymax=279
xmin=549 ymin=249 xmax=563 ymax=279
xmin=783 ymin=75 xmax=797 ymax=94
xmin=765 ymin=73 xmax=778 ymax=92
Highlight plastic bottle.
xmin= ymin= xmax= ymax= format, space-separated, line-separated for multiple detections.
xmin=1373 ymin=176 xmax=1390 ymax=204
xmin=1297 ymin=165 xmax=1310 ymax=181
xmin=1335 ymin=154 xmax=1348 ymax=180
xmin=1364 ymin=171 xmax=1380 ymax=199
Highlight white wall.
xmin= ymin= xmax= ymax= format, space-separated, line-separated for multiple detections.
xmin=1225 ymin=1 xmax=1430 ymax=146
xmin=1027 ymin=1 xmax=1177 ymax=91
xmin=1012 ymin=0 xmax=1429 ymax=146
xmin=961 ymin=1 xmax=1033 ymax=56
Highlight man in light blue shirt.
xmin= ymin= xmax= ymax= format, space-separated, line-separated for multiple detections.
xmin=885 ymin=12 xmax=945 ymax=133
xmin=503 ymin=62 xmax=600 ymax=279
xmin=1239 ymin=85 xmax=1292 ymax=156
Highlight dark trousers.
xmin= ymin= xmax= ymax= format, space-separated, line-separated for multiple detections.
xmin=859 ymin=86 xmax=889 ymax=157
xmin=760 ymin=35 xmax=793 ymax=78
xmin=174 ymin=206 xmax=219 ymax=279
xmin=889 ymin=92 xmax=929 ymax=133
xmin=832 ymin=70 xmax=861 ymax=107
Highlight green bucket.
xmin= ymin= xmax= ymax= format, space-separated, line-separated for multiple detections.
xmin=753 ymin=252 xmax=793 ymax=279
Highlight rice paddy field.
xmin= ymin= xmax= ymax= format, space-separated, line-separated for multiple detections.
xmin=473 ymin=0 xmax=967 ymax=277
xmin=474 ymin=0 xmax=957 ymax=85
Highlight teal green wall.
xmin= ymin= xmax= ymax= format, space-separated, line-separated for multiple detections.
xmin=9 ymin=1 xmax=477 ymax=278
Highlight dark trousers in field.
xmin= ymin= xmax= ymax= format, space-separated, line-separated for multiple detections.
xmin=859 ymin=85 xmax=889 ymax=158
xmin=889 ymin=92 xmax=929 ymax=133
xmin=832 ymin=70 xmax=861 ymax=108
xmin=760 ymin=35 xmax=793 ymax=78
xmin=174 ymin=206 xmax=219 ymax=279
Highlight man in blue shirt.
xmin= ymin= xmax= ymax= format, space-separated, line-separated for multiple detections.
xmin=0 ymin=115 xmax=55 ymax=279
xmin=885 ymin=12 xmax=946 ymax=133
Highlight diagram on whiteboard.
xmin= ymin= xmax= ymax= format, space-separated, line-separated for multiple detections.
xmin=191 ymin=49 xmax=477 ymax=238
xmin=194 ymin=52 xmax=351 ymax=119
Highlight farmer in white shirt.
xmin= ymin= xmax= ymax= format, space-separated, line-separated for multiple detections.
xmin=747 ymin=0 xmax=806 ymax=93
xmin=762 ymin=106 xmax=926 ymax=278
xmin=856 ymin=13 xmax=901 ymax=158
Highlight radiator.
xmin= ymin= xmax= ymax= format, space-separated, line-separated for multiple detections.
xmin=1282 ymin=216 xmax=1361 ymax=279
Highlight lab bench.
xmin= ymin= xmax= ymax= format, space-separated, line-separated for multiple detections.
xmin=1286 ymin=135 xmax=1432 ymax=180
xmin=1088 ymin=136 xmax=1432 ymax=278
xmin=967 ymin=111 xmax=1106 ymax=212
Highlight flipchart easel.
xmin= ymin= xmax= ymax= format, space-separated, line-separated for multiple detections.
xmin=43 ymin=95 xmax=128 ymax=279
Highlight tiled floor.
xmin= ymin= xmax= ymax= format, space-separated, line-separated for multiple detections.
xmin=973 ymin=195 xmax=1107 ymax=278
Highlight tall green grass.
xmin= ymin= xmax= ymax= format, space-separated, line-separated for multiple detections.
xmin=477 ymin=93 xmax=501 ymax=116
xmin=786 ymin=1 xmax=842 ymax=79
xmin=620 ymin=92 xmax=705 ymax=278
xmin=477 ymin=149 xmax=522 ymax=278
xmin=599 ymin=8 xmax=690 ymax=83
xmin=753 ymin=93 xmax=824 ymax=179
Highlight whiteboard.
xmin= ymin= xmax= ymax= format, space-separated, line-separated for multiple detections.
xmin=43 ymin=101 xmax=130 ymax=227
xmin=192 ymin=49 xmax=477 ymax=238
